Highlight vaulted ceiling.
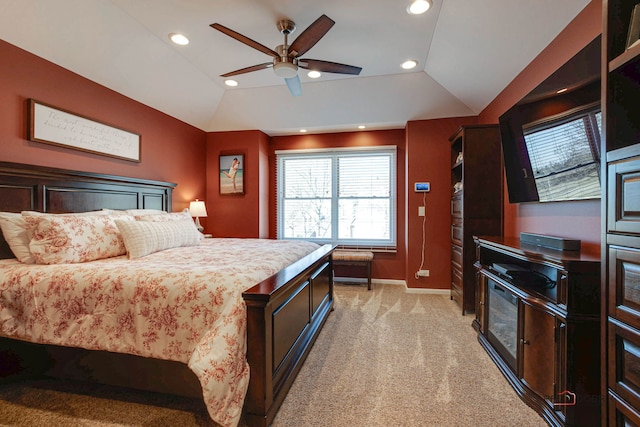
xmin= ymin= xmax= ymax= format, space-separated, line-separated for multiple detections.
xmin=0 ymin=0 xmax=591 ymax=135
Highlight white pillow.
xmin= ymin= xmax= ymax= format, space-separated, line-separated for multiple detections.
xmin=0 ymin=212 xmax=34 ymax=263
xmin=126 ymin=209 xmax=168 ymax=216
xmin=115 ymin=219 xmax=201 ymax=259
xmin=135 ymin=211 xmax=191 ymax=222
xmin=25 ymin=214 xmax=133 ymax=264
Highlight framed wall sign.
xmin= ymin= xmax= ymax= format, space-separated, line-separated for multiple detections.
xmin=28 ymin=99 xmax=141 ymax=162
xmin=219 ymin=154 xmax=244 ymax=195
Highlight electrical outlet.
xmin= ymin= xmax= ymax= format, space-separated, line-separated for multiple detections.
xmin=417 ymin=269 xmax=429 ymax=277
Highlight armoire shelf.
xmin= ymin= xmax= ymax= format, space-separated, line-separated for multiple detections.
xmin=449 ymin=125 xmax=502 ymax=314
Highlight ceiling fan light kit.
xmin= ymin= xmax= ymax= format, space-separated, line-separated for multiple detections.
xmin=211 ymin=14 xmax=362 ymax=96
xmin=273 ymin=61 xmax=298 ymax=78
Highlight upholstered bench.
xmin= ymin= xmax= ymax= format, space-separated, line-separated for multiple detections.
xmin=332 ymin=250 xmax=374 ymax=290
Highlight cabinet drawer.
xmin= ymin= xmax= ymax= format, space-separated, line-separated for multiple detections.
xmin=451 ymin=244 xmax=463 ymax=269
xmin=608 ymin=156 xmax=640 ymax=235
xmin=608 ymin=319 xmax=640 ymax=410
xmin=451 ymin=194 xmax=462 ymax=218
xmin=609 ymin=391 xmax=640 ymax=427
xmin=451 ymin=222 xmax=463 ymax=246
xmin=610 ymin=246 xmax=640 ymax=328
xmin=451 ymin=266 xmax=462 ymax=303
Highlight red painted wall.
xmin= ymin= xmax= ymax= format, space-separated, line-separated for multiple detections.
xmin=405 ymin=118 xmax=477 ymax=288
xmin=206 ymin=130 xmax=269 ymax=238
xmin=478 ymin=0 xmax=602 ymax=256
xmin=269 ymin=130 xmax=407 ymax=281
xmin=0 ymin=39 xmax=206 ymax=212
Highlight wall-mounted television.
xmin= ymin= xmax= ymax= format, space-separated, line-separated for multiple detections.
xmin=499 ymin=35 xmax=601 ymax=203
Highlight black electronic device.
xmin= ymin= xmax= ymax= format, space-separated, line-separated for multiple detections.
xmin=492 ymin=263 xmax=555 ymax=289
xmin=520 ymin=232 xmax=581 ymax=252
xmin=492 ymin=263 xmax=527 ymax=277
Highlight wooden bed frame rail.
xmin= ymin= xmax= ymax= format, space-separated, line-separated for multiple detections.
xmin=0 ymin=162 xmax=334 ymax=427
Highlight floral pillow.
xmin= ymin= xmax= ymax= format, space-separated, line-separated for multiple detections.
xmin=25 ymin=214 xmax=134 ymax=264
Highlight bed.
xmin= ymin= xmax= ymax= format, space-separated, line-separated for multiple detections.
xmin=0 ymin=161 xmax=335 ymax=427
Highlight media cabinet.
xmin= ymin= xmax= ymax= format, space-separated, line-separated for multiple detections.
xmin=473 ymin=236 xmax=600 ymax=427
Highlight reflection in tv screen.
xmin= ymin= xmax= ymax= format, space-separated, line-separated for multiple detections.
xmin=523 ymin=108 xmax=601 ymax=202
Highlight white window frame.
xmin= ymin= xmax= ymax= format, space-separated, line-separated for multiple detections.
xmin=276 ymin=146 xmax=397 ymax=248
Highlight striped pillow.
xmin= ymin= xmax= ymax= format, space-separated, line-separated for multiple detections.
xmin=115 ymin=219 xmax=201 ymax=259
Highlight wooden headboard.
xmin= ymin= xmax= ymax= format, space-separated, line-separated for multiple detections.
xmin=0 ymin=161 xmax=176 ymax=259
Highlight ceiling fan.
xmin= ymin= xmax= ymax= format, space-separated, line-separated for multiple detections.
xmin=210 ymin=15 xmax=362 ymax=96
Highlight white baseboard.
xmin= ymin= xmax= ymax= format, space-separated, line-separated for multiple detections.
xmin=334 ymin=277 xmax=450 ymax=295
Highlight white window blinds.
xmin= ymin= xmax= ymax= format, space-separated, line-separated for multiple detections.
xmin=276 ymin=147 xmax=396 ymax=247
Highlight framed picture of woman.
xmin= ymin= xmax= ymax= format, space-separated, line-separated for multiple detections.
xmin=219 ymin=154 xmax=244 ymax=194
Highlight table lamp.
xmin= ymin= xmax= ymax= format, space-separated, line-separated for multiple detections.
xmin=189 ymin=199 xmax=207 ymax=233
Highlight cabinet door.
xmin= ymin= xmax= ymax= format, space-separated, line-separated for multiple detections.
xmin=608 ymin=156 xmax=640 ymax=235
xmin=609 ymin=245 xmax=640 ymax=330
xmin=451 ymin=265 xmax=463 ymax=306
xmin=609 ymin=392 xmax=640 ymax=427
xmin=521 ymin=303 xmax=556 ymax=400
xmin=608 ymin=319 xmax=640 ymax=412
xmin=475 ymin=271 xmax=486 ymax=334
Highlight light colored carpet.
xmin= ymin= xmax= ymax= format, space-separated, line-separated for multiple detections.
xmin=0 ymin=283 xmax=546 ymax=426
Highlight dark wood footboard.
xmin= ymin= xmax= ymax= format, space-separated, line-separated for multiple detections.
xmin=242 ymin=244 xmax=334 ymax=427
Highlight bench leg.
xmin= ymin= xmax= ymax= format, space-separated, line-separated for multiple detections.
xmin=367 ymin=261 xmax=372 ymax=291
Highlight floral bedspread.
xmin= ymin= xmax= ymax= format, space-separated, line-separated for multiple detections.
xmin=0 ymin=238 xmax=320 ymax=427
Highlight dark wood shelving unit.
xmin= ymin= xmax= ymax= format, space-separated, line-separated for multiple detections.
xmin=449 ymin=125 xmax=502 ymax=314
xmin=602 ymin=1 xmax=640 ymax=426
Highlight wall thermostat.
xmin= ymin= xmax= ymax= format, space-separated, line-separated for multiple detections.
xmin=415 ymin=182 xmax=430 ymax=192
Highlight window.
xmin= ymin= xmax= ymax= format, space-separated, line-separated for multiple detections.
xmin=523 ymin=106 xmax=601 ymax=202
xmin=276 ymin=147 xmax=396 ymax=247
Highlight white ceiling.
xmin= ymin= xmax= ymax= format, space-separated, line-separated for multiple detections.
xmin=0 ymin=0 xmax=591 ymax=136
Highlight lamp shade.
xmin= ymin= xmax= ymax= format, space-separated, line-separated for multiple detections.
xmin=189 ymin=199 xmax=207 ymax=217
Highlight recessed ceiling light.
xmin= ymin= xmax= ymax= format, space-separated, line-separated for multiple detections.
xmin=402 ymin=60 xmax=418 ymax=70
xmin=225 ymin=79 xmax=238 ymax=87
xmin=300 ymin=129 xmax=307 ymax=133
xmin=169 ymin=33 xmax=189 ymax=46
xmin=407 ymin=0 xmax=432 ymax=15
xmin=308 ymin=70 xmax=322 ymax=79
xmin=556 ymin=87 xmax=568 ymax=94
xmin=358 ymin=125 xmax=366 ymax=129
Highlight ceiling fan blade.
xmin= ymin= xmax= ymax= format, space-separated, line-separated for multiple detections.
xmin=285 ymin=75 xmax=302 ymax=96
xmin=299 ymin=59 xmax=362 ymax=75
xmin=211 ymin=23 xmax=279 ymax=58
xmin=288 ymin=15 xmax=335 ymax=58
xmin=220 ymin=62 xmax=273 ymax=78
